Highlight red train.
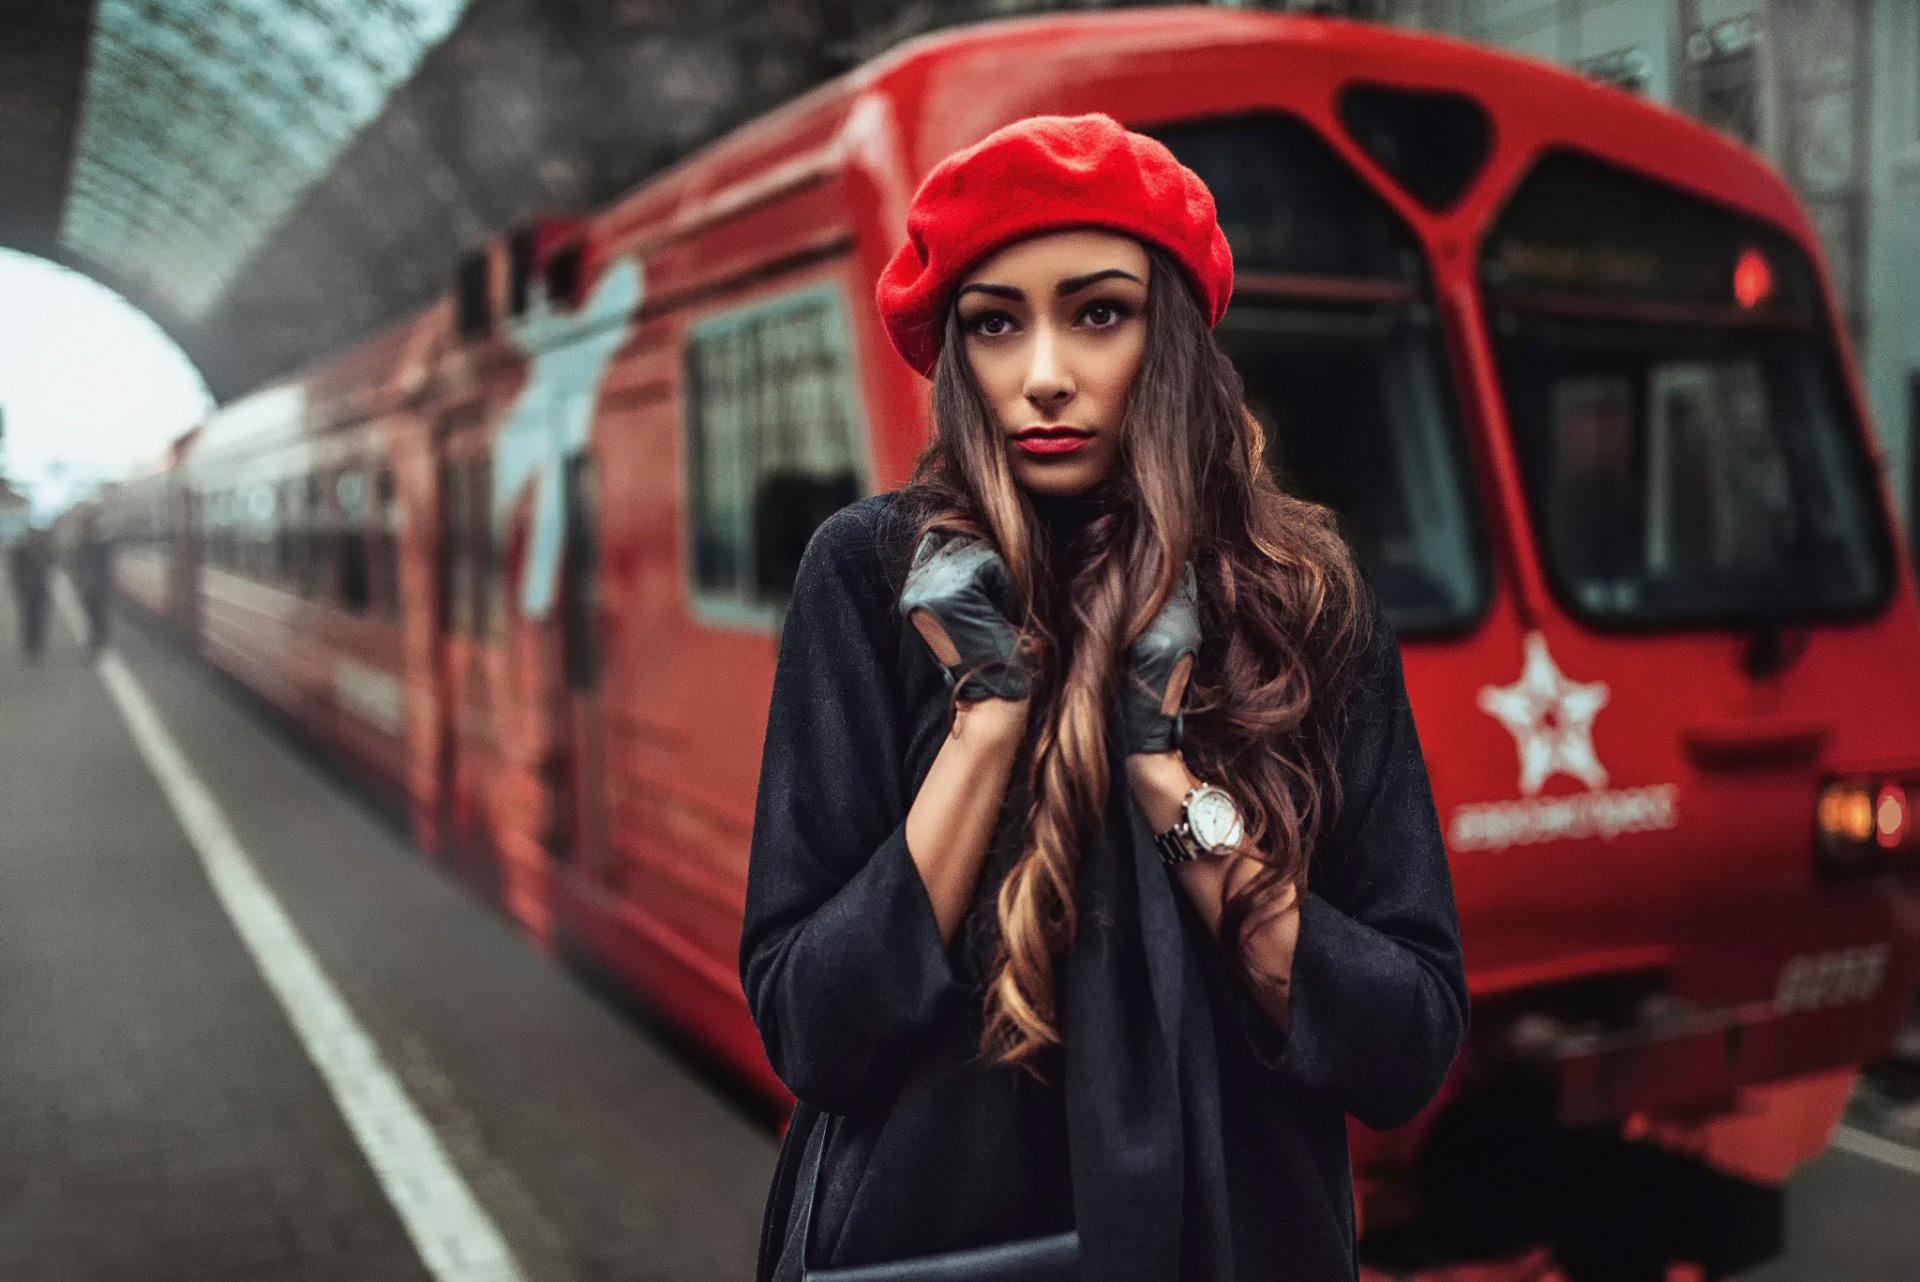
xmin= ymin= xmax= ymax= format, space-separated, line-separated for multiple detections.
xmin=104 ymin=11 xmax=1920 ymax=1278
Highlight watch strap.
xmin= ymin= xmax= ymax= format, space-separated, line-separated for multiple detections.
xmin=1155 ymin=823 xmax=1200 ymax=867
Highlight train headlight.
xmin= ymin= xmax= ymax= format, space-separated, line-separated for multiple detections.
xmin=1818 ymin=777 xmax=1919 ymax=878
xmin=1818 ymin=782 xmax=1874 ymax=844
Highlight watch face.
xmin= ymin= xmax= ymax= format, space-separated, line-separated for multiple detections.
xmin=1188 ymin=787 xmax=1244 ymax=853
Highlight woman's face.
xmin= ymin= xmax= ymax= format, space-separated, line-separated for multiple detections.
xmin=955 ymin=230 xmax=1150 ymax=498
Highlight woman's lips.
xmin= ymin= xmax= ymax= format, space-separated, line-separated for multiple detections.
xmin=1012 ymin=428 xmax=1094 ymax=457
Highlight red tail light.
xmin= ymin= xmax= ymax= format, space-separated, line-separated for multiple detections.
xmin=1875 ymin=783 xmax=1908 ymax=850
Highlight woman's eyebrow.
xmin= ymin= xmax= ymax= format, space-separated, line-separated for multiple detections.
xmin=1057 ymin=268 xmax=1145 ymax=296
xmin=957 ymin=282 xmax=1022 ymax=301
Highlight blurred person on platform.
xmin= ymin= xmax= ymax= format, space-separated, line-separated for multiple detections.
xmin=71 ymin=510 xmax=114 ymax=654
xmin=741 ymin=115 xmax=1466 ymax=1282
xmin=8 ymin=525 xmax=53 ymax=662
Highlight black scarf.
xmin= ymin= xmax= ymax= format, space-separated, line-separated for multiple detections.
xmin=1026 ymin=483 xmax=1236 ymax=1280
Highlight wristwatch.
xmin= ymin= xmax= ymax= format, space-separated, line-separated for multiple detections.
xmin=1154 ymin=781 xmax=1246 ymax=867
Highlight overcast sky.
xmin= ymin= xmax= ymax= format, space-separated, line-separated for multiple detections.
xmin=0 ymin=249 xmax=213 ymax=517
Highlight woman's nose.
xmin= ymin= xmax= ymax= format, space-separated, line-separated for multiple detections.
xmin=1022 ymin=330 xmax=1074 ymax=410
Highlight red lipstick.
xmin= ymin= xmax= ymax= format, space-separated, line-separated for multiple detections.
xmin=1012 ymin=427 xmax=1094 ymax=457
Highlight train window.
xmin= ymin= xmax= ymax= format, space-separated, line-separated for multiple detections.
xmin=235 ymin=489 xmax=250 ymax=573
xmin=276 ymin=479 xmax=300 ymax=587
xmin=236 ymin=490 xmax=250 ymax=572
xmin=238 ymin=489 xmax=255 ymax=574
xmin=470 ymin=457 xmax=498 ymax=640
xmin=1483 ymin=153 xmax=1819 ymax=314
xmin=303 ymin=475 xmax=327 ymax=600
xmin=562 ymin=454 xmax=600 ymax=689
xmin=684 ymin=286 xmax=866 ymax=624
xmin=221 ymin=491 xmax=241 ymax=571
xmin=508 ymin=226 xmax=536 ymax=317
xmin=374 ymin=469 xmax=401 ymax=622
xmin=439 ymin=460 xmax=470 ymax=636
xmin=176 ymin=487 xmax=196 ymax=561
xmin=246 ymin=484 xmax=275 ymax=580
xmin=1152 ymin=112 xmax=1426 ymax=285
xmin=455 ymin=250 xmax=492 ymax=341
xmin=203 ymin=491 xmax=220 ymax=568
xmin=1337 ymin=85 xmax=1492 ymax=212
xmin=1150 ymin=114 xmax=1487 ymax=633
xmin=206 ymin=490 xmax=228 ymax=570
xmin=1482 ymin=152 xmax=1892 ymax=625
xmin=546 ymin=243 xmax=583 ymax=309
xmin=336 ymin=470 xmax=372 ymax=615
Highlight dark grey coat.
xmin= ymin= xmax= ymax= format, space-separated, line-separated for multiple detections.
xmin=740 ymin=490 xmax=1467 ymax=1282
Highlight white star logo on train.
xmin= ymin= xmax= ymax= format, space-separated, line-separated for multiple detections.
xmin=1477 ymin=632 xmax=1611 ymax=797
xmin=491 ymin=256 xmax=643 ymax=618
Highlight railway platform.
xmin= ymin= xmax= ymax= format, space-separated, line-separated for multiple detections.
xmin=2 ymin=581 xmax=1918 ymax=1281
xmin=0 ymin=585 xmax=775 ymax=1281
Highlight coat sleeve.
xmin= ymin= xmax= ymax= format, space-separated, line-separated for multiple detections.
xmin=1244 ymin=586 xmax=1469 ymax=1131
xmin=738 ymin=504 xmax=970 ymax=1115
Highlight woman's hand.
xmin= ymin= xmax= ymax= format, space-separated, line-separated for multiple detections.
xmin=1121 ymin=562 xmax=1202 ymax=754
xmin=899 ymin=531 xmax=1032 ymax=703
xmin=1126 ymin=751 xmax=1301 ymax=1023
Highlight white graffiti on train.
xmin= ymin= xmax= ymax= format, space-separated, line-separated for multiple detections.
xmin=490 ymin=256 xmax=644 ymax=618
xmin=1448 ymin=631 xmax=1679 ymax=852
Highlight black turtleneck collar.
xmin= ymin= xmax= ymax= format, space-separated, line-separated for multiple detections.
xmin=1028 ymin=481 xmax=1122 ymax=561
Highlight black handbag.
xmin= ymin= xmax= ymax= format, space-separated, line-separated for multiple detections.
xmin=793 ymin=1116 xmax=1080 ymax=1282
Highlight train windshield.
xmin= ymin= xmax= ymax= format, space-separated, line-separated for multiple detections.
xmin=1152 ymin=114 xmax=1488 ymax=635
xmin=1482 ymin=153 xmax=1892 ymax=626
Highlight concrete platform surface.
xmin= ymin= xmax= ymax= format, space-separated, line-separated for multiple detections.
xmin=0 ymin=587 xmax=775 ymax=1282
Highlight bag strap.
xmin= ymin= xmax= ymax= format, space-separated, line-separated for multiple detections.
xmin=776 ymin=1111 xmax=833 ymax=1282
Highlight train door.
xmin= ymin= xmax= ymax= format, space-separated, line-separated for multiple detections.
xmin=558 ymin=450 xmax=611 ymax=879
xmin=431 ymin=404 xmax=498 ymax=898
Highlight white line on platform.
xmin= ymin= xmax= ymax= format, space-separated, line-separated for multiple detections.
xmin=57 ymin=583 xmax=529 ymax=1282
xmin=1830 ymin=1124 xmax=1920 ymax=1178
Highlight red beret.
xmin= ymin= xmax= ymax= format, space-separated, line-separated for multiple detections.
xmin=875 ymin=113 xmax=1234 ymax=377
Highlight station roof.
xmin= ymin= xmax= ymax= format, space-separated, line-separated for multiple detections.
xmin=62 ymin=0 xmax=471 ymax=321
xmin=0 ymin=0 xmax=859 ymax=402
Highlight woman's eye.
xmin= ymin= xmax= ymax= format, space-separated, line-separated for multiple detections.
xmin=964 ymin=311 xmax=1014 ymax=338
xmin=1081 ymin=300 xmax=1133 ymax=329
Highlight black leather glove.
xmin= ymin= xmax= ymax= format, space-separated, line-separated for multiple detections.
xmin=898 ymin=532 xmax=1032 ymax=702
xmin=1121 ymin=562 xmax=1202 ymax=753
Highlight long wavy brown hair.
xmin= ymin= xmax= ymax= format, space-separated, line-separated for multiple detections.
xmin=897 ymin=245 xmax=1374 ymax=1076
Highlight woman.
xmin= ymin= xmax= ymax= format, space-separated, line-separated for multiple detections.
xmin=740 ymin=114 xmax=1467 ymax=1282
